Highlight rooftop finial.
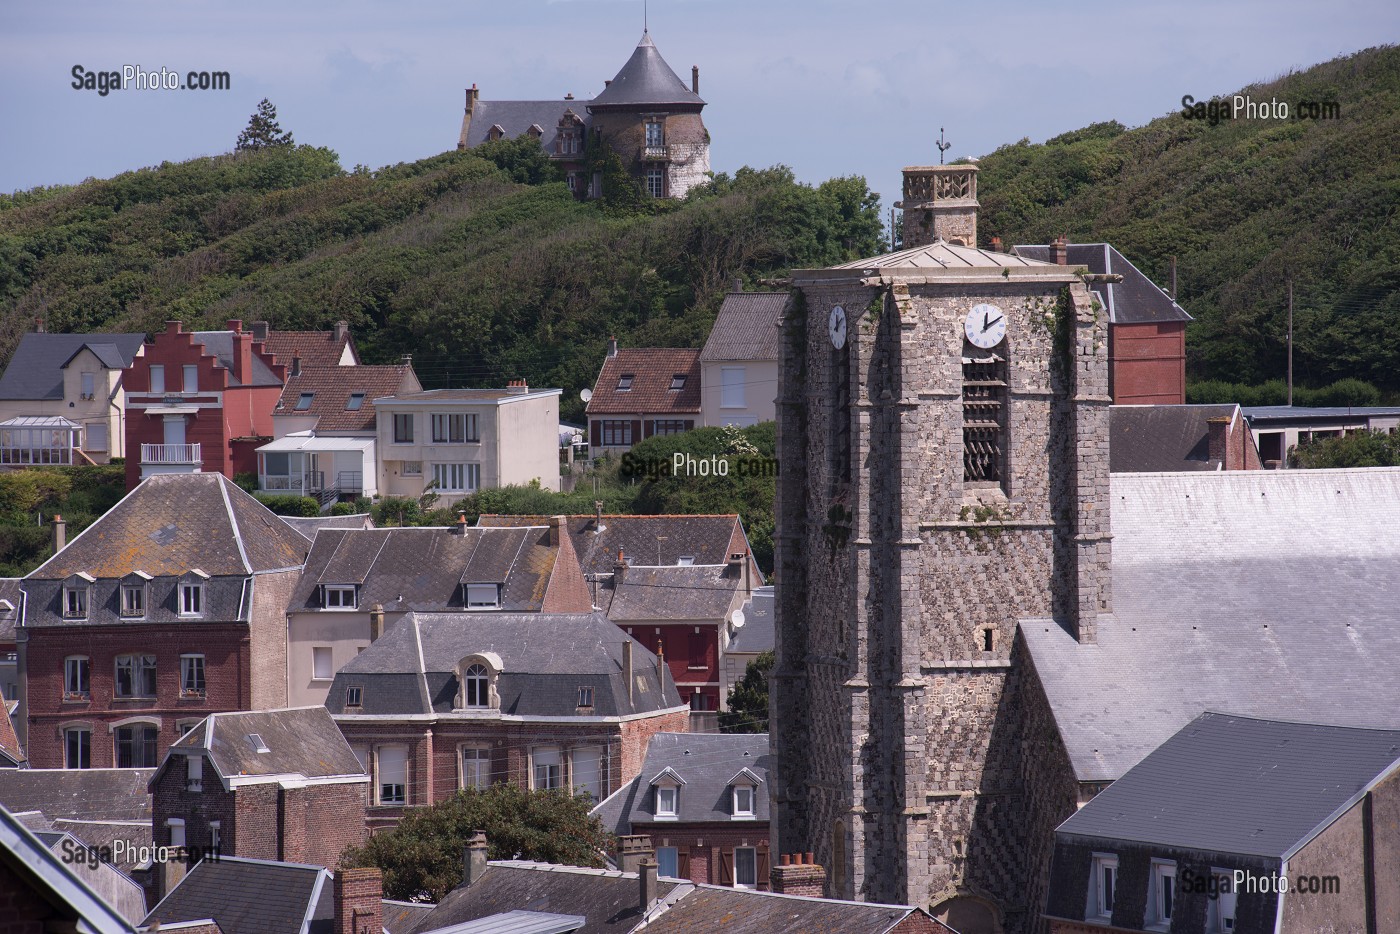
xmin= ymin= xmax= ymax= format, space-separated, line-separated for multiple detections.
xmin=936 ymin=127 xmax=952 ymax=166
xmin=643 ymin=0 xmax=648 ymax=33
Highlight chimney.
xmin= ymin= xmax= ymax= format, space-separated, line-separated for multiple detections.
xmin=465 ymin=84 xmax=479 ymax=113
xmin=34 ymin=317 xmax=45 ymax=333
xmin=455 ymin=511 xmax=468 ymax=536
xmin=623 ymin=639 xmax=634 ymax=704
xmin=565 ymin=92 xmax=574 ymax=100
xmin=251 ymin=321 xmax=270 ymax=342
xmin=990 ymin=235 xmax=1003 ymax=253
xmin=226 ymin=319 xmax=242 ymax=334
xmin=334 ymin=320 xmax=349 ymax=343
xmin=160 ymin=858 xmax=187 ymax=902
xmin=613 ymin=548 xmax=626 ymax=584
xmin=506 ymin=378 xmax=528 ymax=395
xmin=369 ymin=603 xmax=385 ymax=642
xmin=334 ymin=868 xmax=383 ymax=934
xmin=291 ymin=353 xmax=302 ymax=378
xmin=401 ymin=354 xmax=412 ymax=366
xmin=691 ymin=65 xmax=699 ymax=95
xmin=656 ymin=640 xmax=665 ymax=683
xmin=1170 ymin=255 xmax=1178 ymax=299
xmin=771 ymin=852 xmax=826 ymax=898
xmin=1049 ymin=235 xmax=1069 ymax=266
xmin=166 ymin=320 xmax=183 ymax=335
xmin=607 ymin=336 xmax=618 ymax=358
xmin=463 ymin=831 xmax=489 ymax=886
xmin=51 ymin=515 xmax=66 ymax=553
xmin=638 ymin=856 xmax=660 ymax=912
xmin=234 ymin=327 xmax=252 ymax=385
xmin=618 ymin=835 xmax=654 ymax=874
xmin=1207 ymin=416 xmax=1230 ymax=468
xmin=549 ymin=515 xmax=564 ymax=547
xmin=604 ymin=79 xmax=612 ymax=88
xmin=731 ymin=277 xmax=742 ymax=292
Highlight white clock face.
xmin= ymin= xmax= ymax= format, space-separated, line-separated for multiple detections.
xmin=964 ymin=303 xmax=1007 ymax=349
xmin=829 ymin=305 xmax=848 ymax=349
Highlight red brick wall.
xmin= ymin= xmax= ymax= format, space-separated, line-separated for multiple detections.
xmin=891 ymin=913 xmax=957 ymax=934
xmin=1109 ymin=322 xmax=1185 ymax=405
xmin=24 ymin=622 xmax=250 ymax=769
xmin=152 ymin=752 xmax=237 ymax=853
xmin=640 ymin=824 xmax=771 ymax=886
xmin=335 ymin=868 xmax=384 ymax=934
xmin=280 ymin=783 xmax=369 ymax=867
xmin=619 ymin=709 xmax=691 ymax=786
xmin=621 ymin=625 xmax=719 ymax=710
xmin=233 ymin=783 xmax=282 ymax=861
xmin=1225 ymin=415 xmax=1264 ymax=470
xmin=0 ymin=859 xmax=73 ymax=934
xmin=541 ymin=528 xmax=592 ymax=613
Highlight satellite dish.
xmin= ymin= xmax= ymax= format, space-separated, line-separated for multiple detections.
xmin=580 ymin=388 xmax=593 ymax=402
xmin=730 ymin=609 xmax=746 ymax=628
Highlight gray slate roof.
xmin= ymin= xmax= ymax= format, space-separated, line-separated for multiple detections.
xmin=1023 ymin=467 xmax=1400 ymax=782
xmin=0 ymin=804 xmax=135 ymax=934
xmin=641 ymin=886 xmax=935 ymax=934
xmin=1244 ymin=405 xmax=1400 ymax=422
xmin=478 ymin=515 xmax=750 ymax=578
xmin=281 ymin=513 xmax=374 ymax=536
xmin=699 ymin=293 xmax=787 ymax=364
xmin=0 ymin=578 xmax=23 ymax=644
xmin=422 ymin=910 xmax=587 ymax=934
xmin=0 ymin=769 xmax=153 ymax=823
xmin=591 ymin=732 xmax=769 ymax=834
xmin=589 ymin=32 xmax=703 ymax=110
xmin=34 ymin=828 xmax=148 ymax=922
xmin=160 ymin=706 xmax=366 ymax=790
xmin=327 ymin=611 xmax=681 ymax=718
xmin=190 ymin=330 xmax=284 ymax=387
xmin=1014 ymin=243 xmax=1192 ymax=324
xmin=727 ymin=585 xmax=774 ymax=655
xmin=465 ymin=101 xmax=591 ymax=151
xmin=604 ymin=564 xmax=745 ymax=622
xmin=144 ymin=856 xmax=333 ymax=934
xmin=1057 ymin=712 xmax=1400 ymax=859
xmin=1109 ymin=404 xmax=1239 ymax=473
xmin=0 ymin=332 xmax=145 ymax=401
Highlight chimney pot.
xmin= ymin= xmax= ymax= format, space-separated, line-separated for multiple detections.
xmin=691 ymin=65 xmax=700 ymax=95
xmin=990 ymin=235 xmax=1003 ymax=252
xmin=464 ymin=831 xmax=489 ymax=886
xmin=780 ymin=853 xmax=791 ymax=866
xmin=401 ymin=353 xmax=412 ymax=366
xmin=51 ymin=515 xmax=66 ymax=553
xmin=805 ymin=852 xmax=814 ymax=864
xmin=456 ymin=511 xmax=468 ymax=535
xmin=226 ymin=319 xmax=242 ymax=333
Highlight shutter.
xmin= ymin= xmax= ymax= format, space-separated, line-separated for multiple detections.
xmin=719 ymin=848 xmax=734 ymax=886
xmin=677 ymin=849 xmax=690 ymax=880
xmin=590 ymin=421 xmax=601 ymax=445
xmin=643 ymin=420 xmax=654 ymax=439
xmin=757 ymin=845 xmax=770 ymax=891
xmin=683 ymin=420 xmax=694 ymax=431
xmin=631 ymin=421 xmax=642 ymax=444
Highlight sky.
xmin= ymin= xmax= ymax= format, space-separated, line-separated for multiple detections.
xmin=2 ymin=0 xmax=1397 ymax=219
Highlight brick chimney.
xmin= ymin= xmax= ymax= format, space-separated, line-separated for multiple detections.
xmin=638 ymin=856 xmax=660 ymax=913
xmin=291 ymin=353 xmax=302 ymax=378
xmin=1049 ymin=235 xmax=1069 ymax=266
xmin=613 ymin=548 xmax=626 ymax=584
xmin=231 ymin=323 xmax=252 ymax=385
xmin=463 ymin=831 xmax=489 ymax=886
xmin=227 ymin=319 xmax=242 ymax=334
xmin=455 ymin=511 xmax=468 ymax=536
xmin=251 ymin=321 xmax=271 ymax=342
xmin=334 ymin=868 xmax=383 ymax=934
xmin=618 ymin=835 xmax=653 ymax=874
xmin=506 ymin=378 xmax=528 ymax=395
xmin=990 ymin=235 xmax=1003 ymax=253
xmin=465 ymin=84 xmax=479 ymax=114
xmin=771 ymin=852 xmax=826 ymax=897
xmin=1207 ymin=415 xmax=1230 ymax=468
xmin=51 ymin=515 xmax=66 ymax=553
xmin=691 ymin=65 xmax=699 ymax=95
xmin=166 ymin=320 xmax=183 ymax=336
xmin=549 ymin=515 xmax=564 ymax=547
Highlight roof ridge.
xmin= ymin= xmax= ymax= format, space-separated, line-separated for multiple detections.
xmin=216 ymin=475 xmax=253 ymax=575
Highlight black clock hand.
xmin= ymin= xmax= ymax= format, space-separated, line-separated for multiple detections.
xmin=982 ymin=310 xmax=989 ymax=331
xmin=982 ymin=315 xmax=1004 ymax=332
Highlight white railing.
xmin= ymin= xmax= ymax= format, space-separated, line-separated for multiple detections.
xmin=141 ymin=443 xmax=201 ymax=464
xmin=643 ymin=145 xmax=669 ymax=160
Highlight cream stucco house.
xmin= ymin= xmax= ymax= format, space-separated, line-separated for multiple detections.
xmin=698 ymin=291 xmax=785 ymax=428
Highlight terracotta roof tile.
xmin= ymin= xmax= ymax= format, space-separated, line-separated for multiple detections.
xmin=275 ymin=365 xmax=417 ymax=432
xmin=263 ymin=330 xmax=355 ymax=368
xmin=586 ymin=349 xmax=701 ymax=416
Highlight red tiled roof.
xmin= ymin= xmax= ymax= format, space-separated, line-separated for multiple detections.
xmin=275 ymin=365 xmax=418 ymax=432
xmin=263 ymin=331 xmax=356 ymax=369
xmin=586 ymin=348 xmax=701 ymax=415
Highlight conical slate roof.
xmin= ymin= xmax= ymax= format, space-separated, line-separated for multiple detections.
xmin=589 ymin=31 xmax=704 ymax=109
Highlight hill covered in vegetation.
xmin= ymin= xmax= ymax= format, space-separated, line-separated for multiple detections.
xmin=0 ymin=141 xmax=882 ymax=421
xmin=975 ymin=45 xmax=1400 ymax=399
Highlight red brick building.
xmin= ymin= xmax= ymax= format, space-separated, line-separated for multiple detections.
xmin=122 ymin=319 xmax=287 ymax=490
xmin=17 ymin=472 xmax=310 ymax=769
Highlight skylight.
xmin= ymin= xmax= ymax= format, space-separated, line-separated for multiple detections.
xmin=617 ymin=374 xmax=635 ymax=391
xmin=346 ymin=393 xmax=365 ymax=411
xmin=669 ymin=374 xmax=687 ymax=391
xmin=247 ymin=733 xmax=270 ymax=753
xmin=295 ymin=393 xmax=314 ymax=411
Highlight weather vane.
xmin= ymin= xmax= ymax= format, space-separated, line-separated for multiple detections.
xmin=936 ymin=127 xmax=951 ymax=165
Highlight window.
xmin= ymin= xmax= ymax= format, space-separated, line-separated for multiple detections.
xmin=323 ymin=585 xmax=357 ymax=609
xmin=733 ymin=785 xmax=755 ymax=817
xmin=346 ymin=685 xmax=363 ymax=707
xmin=402 ymin=460 xmax=422 ymax=476
xmin=577 ymin=686 xmax=594 ymax=708
xmin=64 ymin=727 xmax=90 ymax=769
xmin=81 ymin=372 xmax=95 ymax=400
xmin=963 ymin=355 xmax=1007 ymax=483
xmin=64 ymin=657 xmax=90 ymax=698
xmin=1088 ymin=853 xmax=1117 ymax=920
xmin=186 ymin=754 xmax=203 ymax=791
xmin=115 ymin=654 xmax=157 ymax=697
xmin=646 ymin=168 xmax=665 ymax=198
xmin=1208 ymin=870 xmax=1236 ymax=933
xmin=312 ymin=647 xmax=333 ymax=681
xmin=657 ymin=846 xmax=679 ymax=879
xmin=120 ymin=584 xmax=145 ymax=617
xmin=669 ymin=374 xmax=687 ymax=391
xmin=1150 ymin=859 xmax=1176 ymax=928
xmin=734 ymin=847 xmax=757 ymax=888
xmin=346 ymin=393 xmax=365 ymax=411
xmin=209 ymin=821 xmax=221 ymax=852
xmin=167 ymin=818 xmax=185 ymax=848
xmin=617 ymin=374 xmax=635 ymax=391
xmin=295 ymin=392 xmax=314 ymax=410
xmin=688 ymin=631 xmax=707 ymax=669
xmin=248 ymin=732 xmax=270 ymax=753
xmin=571 ymin=746 xmax=604 ymax=800
xmin=180 ymin=655 xmax=205 ymax=696
xmin=376 ymin=745 xmax=408 ymax=804
xmin=465 ymin=584 xmax=500 ymax=610
xmin=63 ymin=585 xmax=87 ymax=619
xmin=721 ymin=367 xmax=746 ymax=408
xmin=149 ymin=365 xmax=165 ymax=394
xmin=651 ymin=420 xmax=688 ymax=436
xmin=601 ymin=420 xmax=633 ymax=446
xmin=115 ymin=724 xmax=159 ymax=768
xmin=645 ymin=121 xmax=664 ymax=149
xmin=656 ymin=785 xmax=678 ymax=818
xmin=677 ymin=555 xmax=695 ymax=566
xmin=180 ymin=582 xmax=203 ymax=617
xmin=533 ymin=747 xmax=562 ymax=791
xmin=462 ymin=747 xmax=490 ymax=789
xmin=393 ymin=413 xmax=414 ymax=443
xmin=432 ymin=462 xmax=478 ymax=493
xmin=690 ymin=692 xmax=710 ymax=712
xmin=183 ymin=365 xmax=198 ymax=392
xmin=463 ymin=663 xmax=489 ymax=707
xmin=432 ymin=413 xmax=465 ymax=443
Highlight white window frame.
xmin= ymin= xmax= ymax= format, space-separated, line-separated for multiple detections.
xmin=465 ymin=584 xmax=500 ymax=610
xmin=733 ymin=846 xmax=757 ymax=889
xmin=646 ymin=167 xmax=665 ymax=198
xmin=149 ymin=365 xmax=165 ymax=394
xmin=167 ymin=818 xmax=185 ymax=848
xmin=463 ymin=663 xmax=490 ymax=707
xmin=63 ymin=586 xmax=87 ymax=619
xmin=120 ymin=583 xmax=145 ymax=618
xmin=431 ymin=462 xmax=477 ymax=493
xmin=432 ymin=412 xmax=466 ymax=444
xmin=461 ymin=746 xmax=490 ymax=790
xmin=209 ymin=821 xmax=221 ymax=852
xmin=312 ymin=646 xmax=334 ymax=681
xmin=81 ymin=371 xmax=95 ymax=400
xmin=114 ymin=654 xmax=156 ymax=698
xmin=732 ymin=784 xmax=755 ymax=817
xmin=64 ymin=656 xmax=90 ymax=698
xmin=323 ymin=585 xmax=357 ymax=609
xmin=375 ymin=745 xmax=408 ymax=805
xmin=1208 ymin=868 xmax=1236 ymax=933
xmin=532 ymin=747 xmax=562 ymax=791
xmin=655 ymin=784 xmax=678 ymax=819
xmin=570 ymin=745 xmax=605 ymax=801
xmin=401 ymin=460 xmax=422 ymax=476
xmin=1088 ymin=852 xmax=1117 ymax=921
xmin=1150 ymin=859 xmax=1176 ymax=929
xmin=180 ymin=654 xmax=205 ymax=696
xmin=186 ymin=754 xmax=203 ymax=792
xmin=721 ymin=366 xmax=746 ymax=408
xmin=64 ymin=726 xmax=91 ymax=769
xmin=180 ymin=582 xmax=203 ymax=617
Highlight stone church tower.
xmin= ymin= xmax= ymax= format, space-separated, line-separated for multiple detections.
xmin=773 ymin=164 xmax=1111 ymax=934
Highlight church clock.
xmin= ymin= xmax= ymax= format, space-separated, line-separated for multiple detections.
xmin=964 ymin=303 xmax=1006 ymax=349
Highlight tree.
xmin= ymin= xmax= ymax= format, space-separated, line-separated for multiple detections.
xmin=719 ymin=650 xmax=773 ymax=734
xmin=1289 ymin=430 xmax=1400 ymax=469
xmin=338 ymin=784 xmax=612 ymax=901
xmin=236 ymin=99 xmax=294 ymax=151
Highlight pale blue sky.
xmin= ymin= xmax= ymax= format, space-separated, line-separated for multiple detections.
xmin=2 ymin=0 xmax=1396 ymax=215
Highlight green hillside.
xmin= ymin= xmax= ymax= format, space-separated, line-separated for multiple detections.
xmin=975 ymin=45 xmax=1400 ymax=396
xmin=0 ymin=143 xmax=882 ymax=421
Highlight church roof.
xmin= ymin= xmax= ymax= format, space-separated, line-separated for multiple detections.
xmin=829 ymin=240 xmax=1058 ymax=271
xmin=589 ymin=31 xmax=704 ymax=110
xmin=1014 ymin=242 xmax=1191 ymax=324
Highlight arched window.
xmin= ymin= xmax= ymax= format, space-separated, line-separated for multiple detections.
xmin=464 ymin=664 xmax=489 ymax=707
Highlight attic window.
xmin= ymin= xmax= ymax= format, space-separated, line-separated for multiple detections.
xmin=578 ymin=686 xmax=594 ymax=708
xmin=617 ymin=374 xmax=634 ymax=391
xmin=247 ymin=733 xmax=270 ymax=754
xmin=346 ymin=393 xmax=365 ymax=411
xmin=677 ymin=556 xmax=695 ymax=566
xmin=323 ymin=585 xmax=358 ymax=609
xmin=465 ymin=584 xmax=501 ymax=610
xmin=295 ymin=393 xmax=315 ymax=411
xmin=669 ymin=374 xmax=687 ymax=391
xmin=733 ymin=785 xmax=755 ymax=817
xmin=346 ymin=685 xmax=363 ymax=708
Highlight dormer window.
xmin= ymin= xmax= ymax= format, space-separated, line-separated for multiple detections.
xmin=728 ymin=767 xmax=762 ymax=819
xmin=617 ymin=374 xmax=634 ymax=391
xmin=323 ymin=585 xmax=358 ymax=609
xmin=669 ymin=374 xmax=687 ymax=391
xmin=464 ymin=664 xmax=489 ymax=707
xmin=487 ymin=125 xmax=505 ymax=141
xmin=650 ymin=766 xmax=685 ymax=820
xmin=62 ymin=573 xmax=94 ymax=618
xmin=455 ymin=653 xmax=502 ymax=711
xmin=179 ymin=572 xmax=207 ymax=617
xmin=733 ymin=785 xmax=754 ymax=816
xmin=295 ymin=392 xmax=314 ymax=411
xmin=464 ymin=584 xmax=501 ymax=610
xmin=120 ymin=571 xmax=151 ymax=618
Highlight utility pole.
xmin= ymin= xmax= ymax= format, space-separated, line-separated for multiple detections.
xmin=1287 ymin=278 xmax=1294 ymax=407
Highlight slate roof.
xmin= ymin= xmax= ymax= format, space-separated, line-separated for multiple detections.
xmin=477 ymin=514 xmax=750 ymax=578
xmin=275 ymin=364 xmax=417 ymax=432
xmin=1057 ymin=713 xmax=1400 ymax=859
xmin=1014 ymin=243 xmax=1192 ymax=324
xmin=386 ymin=900 xmax=439 ymax=934
xmin=403 ymin=863 xmax=686 ymax=934
xmin=280 ymin=513 xmax=375 ymax=536
xmin=159 ymin=707 xmax=366 ymax=791
xmin=699 ymin=293 xmax=787 ymax=364
xmin=591 ymin=732 xmax=770 ymax=834
xmin=641 ymin=886 xmax=937 ymax=934
xmin=0 ymin=332 xmax=145 ymax=401
xmin=190 ymin=331 xmax=284 ymax=387
xmin=33 ymin=828 xmax=148 ymax=922
xmin=41 ymin=818 xmax=153 ymax=875
xmin=828 ymin=240 xmax=1058 ymax=271
xmin=1022 ymin=467 xmax=1400 ymax=782
xmin=0 ymin=769 xmax=153 ymax=823
xmin=586 ymin=349 xmax=701 ymax=416
xmin=0 ymin=701 xmax=23 ymax=766
xmin=1243 ymin=405 xmax=1400 ymax=422
xmin=0 ymin=577 xmax=23 ymax=644
xmin=289 ymin=526 xmax=564 ymax=614
xmin=144 ymin=856 xmax=333 ymax=934
xmin=728 ymin=585 xmax=774 ymax=655
xmin=603 ymin=564 xmax=745 ymax=622
xmin=588 ymin=32 xmax=704 ymax=110
xmin=423 ymin=910 xmax=587 ymax=934
xmin=27 ymin=473 xmax=310 ymax=580
xmin=263 ymin=330 xmax=357 ymax=369
xmin=1109 ymin=404 xmax=1239 ymax=472
xmin=327 ymin=611 xmax=681 ymax=719
xmin=464 ymin=101 xmax=592 ymax=151
xmin=377 ymin=388 xmax=561 ymax=405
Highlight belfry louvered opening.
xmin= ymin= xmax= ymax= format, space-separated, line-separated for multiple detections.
xmin=962 ymin=354 xmax=1006 ymax=483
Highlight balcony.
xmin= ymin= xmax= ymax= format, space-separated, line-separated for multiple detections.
xmin=141 ymin=443 xmax=201 ymax=465
xmin=642 ymin=145 xmax=669 ymax=161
